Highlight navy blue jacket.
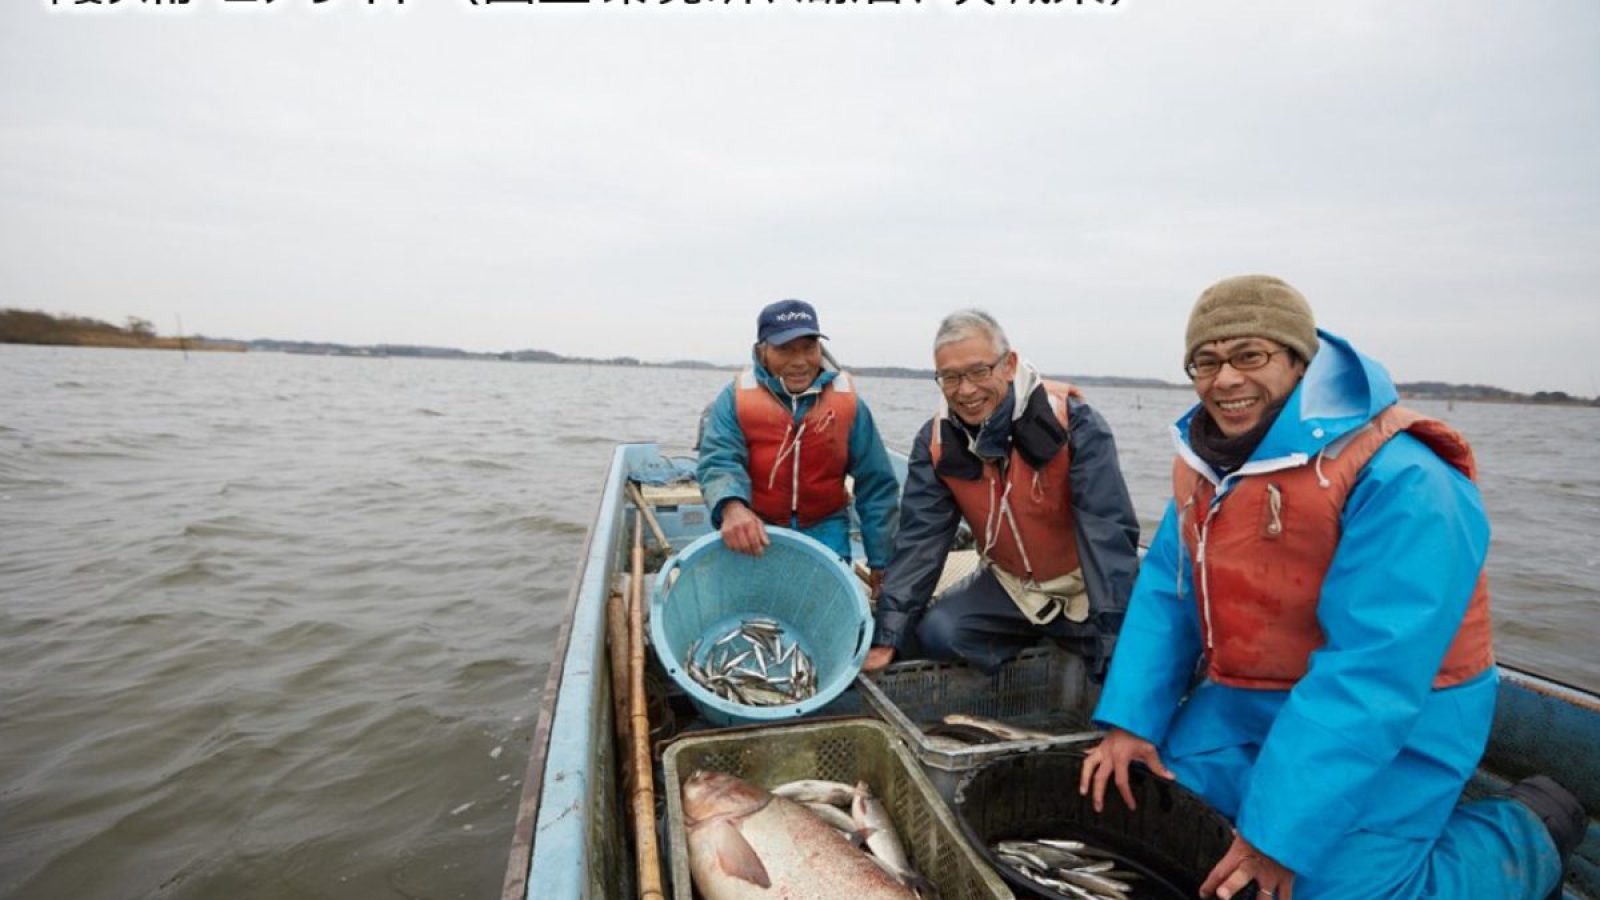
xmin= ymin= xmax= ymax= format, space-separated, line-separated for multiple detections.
xmin=875 ymin=381 xmax=1140 ymax=665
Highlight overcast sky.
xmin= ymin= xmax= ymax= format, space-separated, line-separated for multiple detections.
xmin=3 ymin=0 xmax=1596 ymax=394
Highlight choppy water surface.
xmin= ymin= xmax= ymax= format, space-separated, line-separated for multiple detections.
xmin=1 ymin=345 xmax=1596 ymax=900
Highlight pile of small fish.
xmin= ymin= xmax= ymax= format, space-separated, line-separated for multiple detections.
xmin=685 ymin=617 xmax=817 ymax=707
xmin=772 ymin=778 xmax=936 ymax=898
xmin=991 ymin=838 xmax=1140 ymax=899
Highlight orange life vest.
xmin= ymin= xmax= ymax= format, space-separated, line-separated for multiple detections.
xmin=1173 ymin=405 xmax=1495 ymax=690
xmin=734 ymin=368 xmax=857 ymax=528
xmin=931 ymin=387 xmax=1080 ymax=582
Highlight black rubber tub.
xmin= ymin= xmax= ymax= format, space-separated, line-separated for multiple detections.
xmin=953 ymin=750 xmax=1255 ymax=900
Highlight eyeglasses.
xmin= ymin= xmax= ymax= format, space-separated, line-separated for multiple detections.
xmin=1185 ymin=347 xmax=1288 ymax=380
xmin=935 ymin=356 xmax=1005 ymax=390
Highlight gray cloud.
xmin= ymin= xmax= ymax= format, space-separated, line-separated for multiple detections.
xmin=3 ymin=0 xmax=1596 ymax=394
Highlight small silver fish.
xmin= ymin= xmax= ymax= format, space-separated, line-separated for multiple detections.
xmin=852 ymin=782 xmax=911 ymax=876
xmin=802 ymin=801 xmax=861 ymax=835
xmin=941 ymin=713 xmax=1054 ymax=742
xmin=771 ymin=779 xmax=857 ymax=807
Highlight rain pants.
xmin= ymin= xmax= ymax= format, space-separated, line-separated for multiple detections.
xmin=1093 ymin=329 xmax=1562 ymax=898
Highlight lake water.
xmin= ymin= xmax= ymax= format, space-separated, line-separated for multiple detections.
xmin=2 ymin=345 xmax=1596 ymax=900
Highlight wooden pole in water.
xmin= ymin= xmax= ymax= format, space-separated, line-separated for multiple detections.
xmin=629 ymin=511 xmax=666 ymax=900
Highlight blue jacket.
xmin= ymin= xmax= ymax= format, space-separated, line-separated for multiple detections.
xmin=696 ymin=354 xmax=900 ymax=568
xmin=1093 ymin=330 xmax=1496 ymax=878
xmin=875 ymin=373 xmax=1140 ymax=664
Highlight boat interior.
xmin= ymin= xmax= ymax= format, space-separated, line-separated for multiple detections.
xmin=503 ymin=443 xmax=1599 ymax=900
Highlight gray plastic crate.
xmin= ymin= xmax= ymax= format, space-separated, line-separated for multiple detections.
xmin=662 ymin=717 xmax=1013 ymax=900
xmin=856 ymin=645 xmax=1104 ymax=797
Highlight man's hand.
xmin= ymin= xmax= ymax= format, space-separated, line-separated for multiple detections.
xmin=1200 ymin=832 xmax=1295 ymax=900
xmin=718 ymin=501 xmax=769 ymax=556
xmin=1077 ymin=726 xmax=1176 ymax=812
xmin=863 ymin=646 xmax=896 ymax=672
xmin=867 ymin=568 xmax=883 ymax=601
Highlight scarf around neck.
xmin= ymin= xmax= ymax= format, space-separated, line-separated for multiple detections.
xmin=1187 ymin=397 xmax=1289 ymax=475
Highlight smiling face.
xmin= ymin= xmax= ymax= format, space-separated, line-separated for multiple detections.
xmin=935 ymin=333 xmax=1017 ymax=426
xmin=1190 ymin=337 xmax=1306 ymax=437
xmin=760 ymin=336 xmax=823 ymax=393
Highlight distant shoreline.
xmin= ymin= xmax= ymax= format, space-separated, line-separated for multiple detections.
xmin=0 ymin=309 xmax=244 ymax=354
xmin=4 ymin=307 xmax=1594 ymax=407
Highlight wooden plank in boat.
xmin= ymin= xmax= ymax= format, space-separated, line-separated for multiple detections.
xmin=638 ymin=482 xmax=702 ymax=508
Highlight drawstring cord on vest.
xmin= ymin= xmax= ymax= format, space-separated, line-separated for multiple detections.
xmin=766 ymin=420 xmax=806 ymax=491
xmin=1176 ymin=495 xmax=1196 ymax=603
xmin=1313 ymin=446 xmax=1332 ymax=489
xmin=1175 ymin=479 xmax=1217 ymax=651
xmin=980 ymin=474 xmax=1005 ymax=558
xmin=1266 ymin=483 xmax=1283 ymax=536
xmin=765 ymin=406 xmax=837 ymax=515
xmin=982 ymin=471 xmax=1037 ymax=581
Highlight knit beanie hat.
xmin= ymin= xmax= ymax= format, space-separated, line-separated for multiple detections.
xmin=1185 ymin=275 xmax=1318 ymax=364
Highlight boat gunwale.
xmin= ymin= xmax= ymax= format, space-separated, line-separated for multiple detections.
xmin=499 ymin=445 xmax=625 ymax=900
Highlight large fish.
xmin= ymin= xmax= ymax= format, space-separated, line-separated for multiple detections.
xmin=682 ymin=770 xmax=918 ymax=900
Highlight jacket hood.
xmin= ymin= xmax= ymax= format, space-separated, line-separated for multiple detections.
xmin=1173 ymin=329 xmax=1399 ymax=474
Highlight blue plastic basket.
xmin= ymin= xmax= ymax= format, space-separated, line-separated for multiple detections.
xmin=650 ymin=527 xmax=872 ymax=727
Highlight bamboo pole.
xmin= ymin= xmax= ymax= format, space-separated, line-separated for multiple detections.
xmin=626 ymin=481 xmax=672 ymax=554
xmin=606 ymin=578 xmax=631 ymax=783
xmin=629 ymin=511 xmax=666 ymax=900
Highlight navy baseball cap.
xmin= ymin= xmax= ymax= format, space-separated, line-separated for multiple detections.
xmin=756 ymin=298 xmax=828 ymax=346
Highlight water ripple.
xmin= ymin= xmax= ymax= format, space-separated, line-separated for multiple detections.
xmin=1 ymin=347 xmax=1592 ymax=900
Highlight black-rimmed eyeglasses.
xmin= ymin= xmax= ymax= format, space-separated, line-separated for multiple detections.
xmin=1185 ymin=347 xmax=1288 ymax=380
xmin=934 ymin=356 xmax=1005 ymax=390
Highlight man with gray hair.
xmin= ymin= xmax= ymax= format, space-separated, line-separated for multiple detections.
xmin=863 ymin=309 xmax=1140 ymax=678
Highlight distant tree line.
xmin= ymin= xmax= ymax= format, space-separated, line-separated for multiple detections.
xmin=4 ymin=308 xmax=1592 ymax=405
xmin=1397 ymin=381 xmax=1598 ymax=407
xmin=0 ymin=308 xmax=244 ymax=352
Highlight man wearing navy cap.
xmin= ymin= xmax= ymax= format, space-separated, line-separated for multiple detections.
xmin=696 ymin=299 xmax=899 ymax=591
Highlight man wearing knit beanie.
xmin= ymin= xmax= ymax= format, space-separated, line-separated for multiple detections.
xmin=1186 ymin=274 xmax=1318 ymax=365
xmin=1180 ymin=274 xmax=1318 ymax=447
xmin=1080 ymin=276 xmax=1579 ymax=899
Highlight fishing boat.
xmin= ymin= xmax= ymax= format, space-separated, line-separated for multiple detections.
xmin=501 ymin=442 xmax=1599 ymax=900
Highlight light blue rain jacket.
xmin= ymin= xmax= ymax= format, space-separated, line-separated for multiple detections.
xmin=1093 ymin=330 xmax=1517 ymax=882
xmin=696 ymin=353 xmax=900 ymax=568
